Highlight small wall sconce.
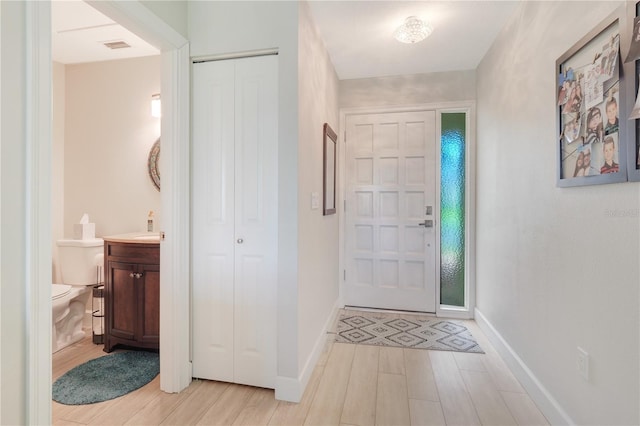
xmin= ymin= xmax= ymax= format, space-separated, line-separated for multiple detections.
xmin=151 ymin=93 xmax=161 ymax=118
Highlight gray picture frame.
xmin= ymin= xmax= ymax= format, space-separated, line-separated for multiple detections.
xmin=556 ymin=7 xmax=629 ymax=187
xmin=627 ymin=1 xmax=640 ymax=182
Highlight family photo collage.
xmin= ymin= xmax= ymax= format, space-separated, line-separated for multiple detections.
xmin=558 ymin=5 xmax=640 ymax=186
xmin=558 ymin=33 xmax=621 ymax=179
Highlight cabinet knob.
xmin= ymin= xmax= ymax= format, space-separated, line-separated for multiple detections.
xmin=129 ymin=272 xmax=143 ymax=279
xmin=237 ymin=238 xmax=244 ymax=244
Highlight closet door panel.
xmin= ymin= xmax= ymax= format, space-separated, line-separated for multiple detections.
xmin=192 ymin=60 xmax=236 ymax=381
xmin=192 ymin=55 xmax=278 ymax=388
xmin=233 ymin=55 xmax=278 ymax=388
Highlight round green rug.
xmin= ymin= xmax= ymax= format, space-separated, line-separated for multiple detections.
xmin=53 ymin=351 xmax=159 ymax=405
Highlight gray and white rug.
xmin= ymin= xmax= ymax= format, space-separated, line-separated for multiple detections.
xmin=334 ymin=310 xmax=483 ymax=353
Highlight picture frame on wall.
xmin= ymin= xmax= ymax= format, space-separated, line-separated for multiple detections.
xmin=556 ymin=8 xmax=628 ymax=187
xmin=628 ymin=1 xmax=640 ymax=182
xmin=323 ymin=123 xmax=337 ymax=215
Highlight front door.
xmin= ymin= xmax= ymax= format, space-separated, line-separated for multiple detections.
xmin=344 ymin=111 xmax=437 ymax=312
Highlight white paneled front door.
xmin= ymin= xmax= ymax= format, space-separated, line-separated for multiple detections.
xmin=344 ymin=111 xmax=436 ymax=312
xmin=192 ymin=55 xmax=278 ymax=388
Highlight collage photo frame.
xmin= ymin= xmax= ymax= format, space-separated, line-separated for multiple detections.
xmin=629 ymin=2 xmax=640 ymax=182
xmin=557 ymin=9 xmax=628 ymax=187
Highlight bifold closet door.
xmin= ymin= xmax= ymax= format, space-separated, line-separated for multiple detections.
xmin=192 ymin=55 xmax=278 ymax=389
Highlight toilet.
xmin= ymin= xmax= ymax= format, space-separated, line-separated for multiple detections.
xmin=52 ymin=238 xmax=104 ymax=353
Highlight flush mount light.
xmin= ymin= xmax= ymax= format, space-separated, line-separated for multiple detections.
xmin=394 ymin=16 xmax=433 ymax=44
xmin=151 ymin=93 xmax=161 ymax=118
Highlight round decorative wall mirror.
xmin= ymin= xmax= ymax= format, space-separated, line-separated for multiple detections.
xmin=148 ymin=138 xmax=160 ymax=191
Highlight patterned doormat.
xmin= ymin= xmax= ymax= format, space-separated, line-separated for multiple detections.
xmin=334 ymin=310 xmax=483 ymax=353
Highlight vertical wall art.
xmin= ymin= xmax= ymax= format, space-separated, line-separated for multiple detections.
xmin=628 ymin=2 xmax=640 ymax=181
xmin=323 ymin=123 xmax=337 ymax=215
xmin=557 ymin=8 xmax=630 ymax=187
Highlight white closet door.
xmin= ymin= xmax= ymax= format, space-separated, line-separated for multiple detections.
xmin=192 ymin=55 xmax=278 ymax=389
xmin=344 ymin=111 xmax=437 ymax=312
xmin=192 ymin=59 xmax=236 ymax=382
xmin=232 ymin=56 xmax=278 ymax=388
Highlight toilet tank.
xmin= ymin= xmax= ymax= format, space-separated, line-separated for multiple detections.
xmin=57 ymin=238 xmax=104 ymax=285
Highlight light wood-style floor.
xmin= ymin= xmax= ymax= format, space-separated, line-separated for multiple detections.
xmin=53 ymin=316 xmax=549 ymax=426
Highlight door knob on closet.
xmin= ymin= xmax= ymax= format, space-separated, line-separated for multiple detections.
xmin=237 ymin=238 xmax=244 ymax=244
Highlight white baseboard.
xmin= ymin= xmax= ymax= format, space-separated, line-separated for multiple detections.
xmin=275 ymin=300 xmax=340 ymax=402
xmin=474 ymin=308 xmax=574 ymax=425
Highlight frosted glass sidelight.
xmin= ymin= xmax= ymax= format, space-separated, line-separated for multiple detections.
xmin=440 ymin=113 xmax=466 ymax=306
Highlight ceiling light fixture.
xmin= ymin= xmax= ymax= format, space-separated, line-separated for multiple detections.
xmin=394 ymin=16 xmax=433 ymax=44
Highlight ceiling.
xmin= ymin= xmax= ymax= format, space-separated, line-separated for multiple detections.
xmin=52 ymin=0 xmax=158 ymax=64
xmin=52 ymin=0 xmax=518 ymax=79
xmin=307 ymin=1 xmax=519 ymax=80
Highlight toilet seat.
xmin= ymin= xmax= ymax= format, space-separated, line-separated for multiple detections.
xmin=52 ymin=284 xmax=72 ymax=301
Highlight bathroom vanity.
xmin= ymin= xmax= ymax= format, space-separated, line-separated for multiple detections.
xmin=103 ymin=233 xmax=160 ymax=353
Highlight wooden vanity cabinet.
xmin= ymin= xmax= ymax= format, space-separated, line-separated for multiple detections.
xmin=104 ymin=240 xmax=159 ymax=353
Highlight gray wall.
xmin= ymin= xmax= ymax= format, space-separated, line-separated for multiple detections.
xmin=340 ymin=70 xmax=475 ymax=108
xmin=476 ymin=1 xmax=639 ymax=424
xmin=297 ymin=0 xmax=340 ymax=378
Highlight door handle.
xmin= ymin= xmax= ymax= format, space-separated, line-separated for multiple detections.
xmin=418 ymin=220 xmax=434 ymax=228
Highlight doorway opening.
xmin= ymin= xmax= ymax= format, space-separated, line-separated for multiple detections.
xmin=26 ymin=1 xmax=190 ymax=422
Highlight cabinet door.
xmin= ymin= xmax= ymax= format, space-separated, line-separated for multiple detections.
xmin=108 ymin=261 xmax=137 ymax=341
xmin=139 ymin=263 xmax=160 ymax=344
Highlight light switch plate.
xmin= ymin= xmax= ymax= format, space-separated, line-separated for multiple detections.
xmin=311 ymin=192 xmax=320 ymax=209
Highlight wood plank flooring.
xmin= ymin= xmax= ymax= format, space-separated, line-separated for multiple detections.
xmin=53 ymin=319 xmax=549 ymax=426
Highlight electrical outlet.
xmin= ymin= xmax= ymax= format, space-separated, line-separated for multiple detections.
xmin=577 ymin=347 xmax=589 ymax=381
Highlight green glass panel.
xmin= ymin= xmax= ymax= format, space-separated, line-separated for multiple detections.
xmin=440 ymin=113 xmax=465 ymax=306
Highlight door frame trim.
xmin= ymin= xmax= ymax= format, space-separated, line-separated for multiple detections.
xmin=339 ymin=101 xmax=476 ymax=319
xmin=27 ymin=1 xmax=190 ymax=422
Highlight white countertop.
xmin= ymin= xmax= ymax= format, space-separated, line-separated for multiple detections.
xmin=102 ymin=232 xmax=160 ymax=244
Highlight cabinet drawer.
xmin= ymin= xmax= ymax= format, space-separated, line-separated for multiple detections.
xmin=106 ymin=242 xmax=160 ymax=263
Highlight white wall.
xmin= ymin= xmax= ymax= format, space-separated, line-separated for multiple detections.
xmin=340 ymin=70 xmax=475 ymax=108
xmin=476 ymin=2 xmax=639 ymax=424
xmin=297 ymin=0 xmax=340 ymax=379
xmin=188 ymin=0 xmax=302 ymax=389
xmin=1 ymin=2 xmax=28 ymax=423
xmin=62 ymin=56 xmax=161 ymax=240
xmin=141 ymin=0 xmax=188 ymax=39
